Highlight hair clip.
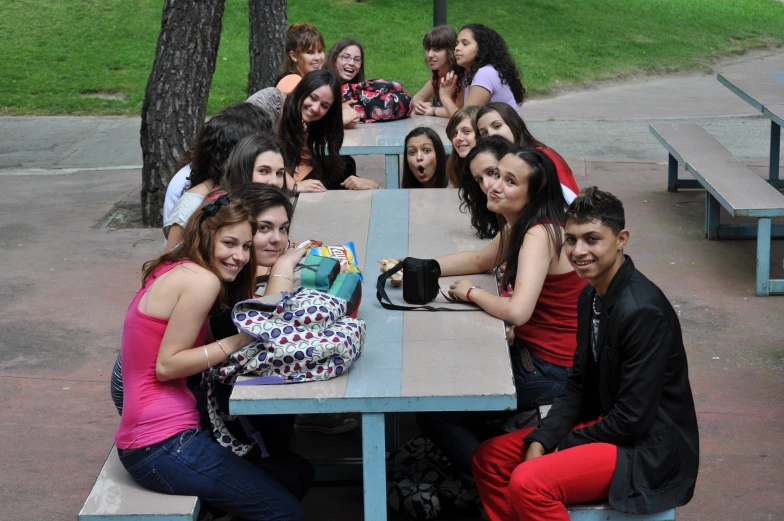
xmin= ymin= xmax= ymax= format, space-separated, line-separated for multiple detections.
xmin=202 ymin=194 xmax=230 ymax=217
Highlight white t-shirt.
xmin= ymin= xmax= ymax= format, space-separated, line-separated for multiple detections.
xmin=163 ymin=164 xmax=192 ymax=224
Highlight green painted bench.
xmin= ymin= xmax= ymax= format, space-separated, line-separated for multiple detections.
xmin=650 ymin=121 xmax=784 ymax=296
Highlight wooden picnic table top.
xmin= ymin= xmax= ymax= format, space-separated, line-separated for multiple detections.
xmin=229 ymin=189 xmax=516 ymax=416
xmin=342 ymin=115 xmax=451 ymax=153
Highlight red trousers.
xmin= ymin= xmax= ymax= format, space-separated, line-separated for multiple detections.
xmin=472 ymin=420 xmax=616 ymax=521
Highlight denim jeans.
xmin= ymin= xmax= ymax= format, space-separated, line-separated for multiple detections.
xmin=416 ymin=349 xmax=570 ymax=476
xmin=118 ymin=428 xmax=305 ymax=521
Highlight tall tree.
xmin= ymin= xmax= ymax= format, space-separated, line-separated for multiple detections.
xmin=140 ymin=0 xmax=226 ymax=226
xmin=247 ymin=0 xmax=288 ymax=96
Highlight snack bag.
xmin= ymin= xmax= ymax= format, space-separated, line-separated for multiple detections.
xmin=309 ymin=242 xmax=363 ymax=280
xmin=293 ymin=239 xmax=323 ymax=250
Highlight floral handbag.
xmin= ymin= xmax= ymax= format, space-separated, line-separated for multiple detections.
xmin=342 ymin=79 xmax=414 ymax=123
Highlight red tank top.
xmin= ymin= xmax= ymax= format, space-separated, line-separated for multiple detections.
xmin=115 ymin=260 xmax=208 ymax=449
xmin=539 ymin=146 xmax=579 ymax=200
xmin=504 ymin=270 xmax=586 ymax=368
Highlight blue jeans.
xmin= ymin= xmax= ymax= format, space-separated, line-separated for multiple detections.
xmin=118 ymin=428 xmax=304 ymax=521
xmin=416 ymin=349 xmax=570 ymax=475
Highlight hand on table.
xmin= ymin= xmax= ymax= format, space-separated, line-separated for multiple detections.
xmin=341 ymin=175 xmax=380 ymax=190
xmin=447 ymin=278 xmax=476 ymax=302
xmin=413 ymin=100 xmax=434 ymax=116
xmin=343 ymin=101 xmax=361 ymax=128
xmin=295 ymin=179 xmax=327 ymax=193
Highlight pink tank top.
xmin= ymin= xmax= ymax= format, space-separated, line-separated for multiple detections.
xmin=115 ymin=261 xmax=208 ymax=449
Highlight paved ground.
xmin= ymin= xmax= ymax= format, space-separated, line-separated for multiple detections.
xmin=1 ymin=49 xmax=783 ymax=521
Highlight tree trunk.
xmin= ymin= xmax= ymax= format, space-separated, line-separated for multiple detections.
xmin=247 ymin=0 xmax=288 ymax=96
xmin=140 ymin=0 xmax=225 ymax=227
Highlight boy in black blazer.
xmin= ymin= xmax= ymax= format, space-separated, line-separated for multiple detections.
xmin=472 ymin=187 xmax=699 ymax=521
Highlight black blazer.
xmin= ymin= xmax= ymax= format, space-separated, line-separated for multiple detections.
xmin=525 ymin=256 xmax=699 ymax=514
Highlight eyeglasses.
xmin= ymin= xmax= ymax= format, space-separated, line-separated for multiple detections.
xmin=339 ymin=53 xmax=362 ymax=65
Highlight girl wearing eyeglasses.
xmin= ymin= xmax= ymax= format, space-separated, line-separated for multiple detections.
xmin=326 ymin=38 xmax=365 ymax=129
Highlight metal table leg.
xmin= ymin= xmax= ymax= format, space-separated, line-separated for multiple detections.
xmin=385 ymin=154 xmax=399 ymax=189
xmin=769 ymin=121 xmax=780 ymax=188
xmin=362 ymin=412 xmax=387 ymax=520
xmin=756 ymin=217 xmax=772 ymax=296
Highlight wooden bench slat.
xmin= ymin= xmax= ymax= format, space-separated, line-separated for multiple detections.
xmin=649 ymin=122 xmax=784 ymax=216
xmin=78 ymin=446 xmax=199 ymax=521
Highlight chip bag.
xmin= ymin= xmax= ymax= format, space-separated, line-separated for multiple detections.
xmin=309 ymin=242 xmax=363 ymax=280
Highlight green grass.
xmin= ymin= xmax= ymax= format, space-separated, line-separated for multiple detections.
xmin=2 ymin=0 xmax=784 ymax=115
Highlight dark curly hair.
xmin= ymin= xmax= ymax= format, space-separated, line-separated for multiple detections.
xmin=459 ymin=135 xmax=513 ymax=239
xmin=174 ymin=102 xmax=274 ymax=188
xmin=277 ymin=69 xmax=345 ymax=184
xmin=460 ymin=24 xmax=525 ymax=104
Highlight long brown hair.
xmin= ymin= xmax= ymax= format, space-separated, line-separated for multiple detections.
xmin=445 ymin=105 xmax=481 ymax=188
xmin=142 ymin=194 xmax=258 ymax=310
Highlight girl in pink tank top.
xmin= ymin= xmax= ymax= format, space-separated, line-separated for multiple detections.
xmin=114 ymin=192 xmax=309 ymax=520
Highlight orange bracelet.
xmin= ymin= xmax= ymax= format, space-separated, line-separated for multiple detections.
xmin=466 ymin=285 xmax=481 ymax=302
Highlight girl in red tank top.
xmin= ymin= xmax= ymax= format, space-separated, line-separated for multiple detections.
xmin=408 ymin=146 xmax=585 ymax=478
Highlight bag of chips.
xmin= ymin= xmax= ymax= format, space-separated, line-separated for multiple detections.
xmin=309 ymin=242 xmax=363 ymax=280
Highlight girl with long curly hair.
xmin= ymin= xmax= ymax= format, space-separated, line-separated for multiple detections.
xmin=411 ymin=25 xmax=465 ymax=118
xmin=439 ymin=23 xmax=526 ymax=117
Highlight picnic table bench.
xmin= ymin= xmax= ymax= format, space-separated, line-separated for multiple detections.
xmin=649 ymin=122 xmax=784 ymax=296
xmin=79 ymin=446 xmax=199 ymax=521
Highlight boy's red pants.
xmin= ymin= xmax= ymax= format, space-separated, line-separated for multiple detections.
xmin=472 ymin=420 xmax=616 ymax=521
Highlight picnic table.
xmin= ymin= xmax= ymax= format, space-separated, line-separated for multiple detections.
xmin=717 ymin=72 xmax=784 ymax=188
xmin=342 ymin=115 xmax=451 ymax=189
xmin=229 ymin=189 xmax=516 ymax=520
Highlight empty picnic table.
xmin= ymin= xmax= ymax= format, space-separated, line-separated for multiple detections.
xmin=229 ymin=189 xmax=516 ymax=521
xmin=342 ymin=115 xmax=451 ymax=189
xmin=717 ymin=72 xmax=784 ymax=188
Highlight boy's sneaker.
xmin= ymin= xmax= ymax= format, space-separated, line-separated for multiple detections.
xmin=294 ymin=413 xmax=359 ymax=434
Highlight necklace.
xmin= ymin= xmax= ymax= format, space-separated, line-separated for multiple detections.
xmin=592 ymin=293 xmax=601 ymax=315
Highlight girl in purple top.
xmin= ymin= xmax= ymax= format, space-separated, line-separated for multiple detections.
xmin=439 ymin=23 xmax=525 ymax=116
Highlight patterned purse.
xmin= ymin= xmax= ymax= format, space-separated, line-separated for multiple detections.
xmin=204 ymin=288 xmax=366 ymax=455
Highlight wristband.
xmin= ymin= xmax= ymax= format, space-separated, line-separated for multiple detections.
xmin=291 ymin=183 xmax=298 ymax=196
xmin=270 ymin=274 xmax=293 ymax=282
xmin=466 ymin=285 xmax=481 ymax=303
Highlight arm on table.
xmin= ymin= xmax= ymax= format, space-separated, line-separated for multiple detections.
xmin=447 ymin=224 xmax=551 ymax=326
